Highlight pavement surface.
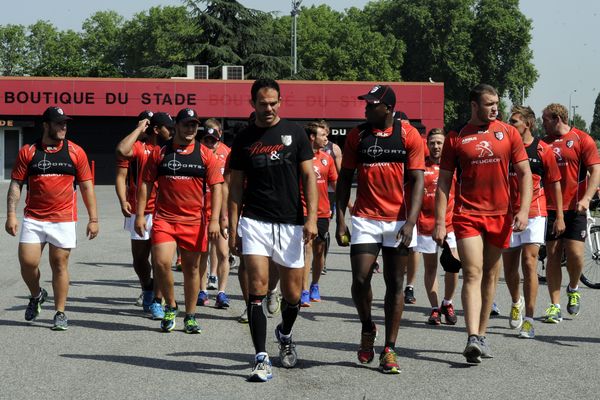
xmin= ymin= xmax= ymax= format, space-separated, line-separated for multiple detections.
xmin=1 ymin=183 xmax=599 ymax=400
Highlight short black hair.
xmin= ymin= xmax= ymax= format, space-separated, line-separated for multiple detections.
xmin=469 ymin=83 xmax=498 ymax=104
xmin=251 ymin=78 xmax=280 ymax=103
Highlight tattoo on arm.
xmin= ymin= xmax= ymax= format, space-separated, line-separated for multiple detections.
xmin=7 ymin=180 xmax=22 ymax=214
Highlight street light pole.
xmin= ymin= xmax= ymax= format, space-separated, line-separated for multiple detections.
xmin=569 ymin=89 xmax=577 ymax=125
xmin=291 ymin=1 xmax=302 ymax=76
xmin=572 ymin=105 xmax=579 ymax=127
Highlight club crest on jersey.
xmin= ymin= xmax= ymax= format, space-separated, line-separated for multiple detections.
xmin=566 ymin=140 xmax=574 ymax=148
xmin=321 ymin=158 xmax=328 ymax=166
xmin=494 ymin=131 xmax=504 ymax=141
xmin=281 ymin=135 xmax=292 ymax=146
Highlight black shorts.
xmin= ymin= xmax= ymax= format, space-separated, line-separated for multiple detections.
xmin=304 ymin=217 xmax=330 ymax=242
xmin=546 ymin=210 xmax=588 ymax=242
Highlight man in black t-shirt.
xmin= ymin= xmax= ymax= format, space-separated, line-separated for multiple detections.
xmin=228 ymin=78 xmax=318 ymax=382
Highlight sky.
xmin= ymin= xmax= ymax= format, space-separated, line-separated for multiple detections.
xmin=2 ymin=0 xmax=599 ymax=125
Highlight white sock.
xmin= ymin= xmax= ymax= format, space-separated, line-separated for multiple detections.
xmin=256 ymin=352 xmax=268 ymax=360
xmin=568 ymin=286 xmax=579 ymax=292
xmin=524 ymin=317 xmax=534 ymax=323
xmin=442 ymin=299 xmax=452 ymax=306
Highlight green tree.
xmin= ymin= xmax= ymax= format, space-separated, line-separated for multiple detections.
xmin=26 ymin=21 xmax=86 ymax=76
xmin=572 ymin=113 xmax=588 ymax=132
xmin=121 ymin=6 xmax=196 ymax=77
xmin=0 ymin=24 xmax=27 ymax=76
xmin=590 ymin=92 xmax=600 ymax=141
xmin=81 ymin=11 xmax=125 ymax=77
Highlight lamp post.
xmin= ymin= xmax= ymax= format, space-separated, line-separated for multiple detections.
xmin=569 ymin=89 xmax=577 ymax=125
xmin=572 ymin=105 xmax=579 ymax=127
xmin=291 ymin=1 xmax=302 ymax=76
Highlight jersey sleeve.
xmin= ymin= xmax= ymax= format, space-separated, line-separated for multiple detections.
xmin=404 ymin=125 xmax=425 ymax=171
xmin=439 ymin=131 xmax=458 ymax=172
xmin=11 ymin=145 xmax=33 ymax=182
xmin=142 ymin=146 xmax=161 ymax=183
xmin=509 ymin=126 xmax=528 ymax=164
xmin=581 ymin=133 xmax=600 ymax=168
xmin=296 ymin=128 xmax=314 ymax=162
xmin=70 ymin=142 xmax=93 ymax=182
xmin=203 ymin=146 xmax=225 ymax=186
xmin=341 ymin=127 xmax=361 ymax=169
xmin=541 ymin=143 xmax=561 ymax=184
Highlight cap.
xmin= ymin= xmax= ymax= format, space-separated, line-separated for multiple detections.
xmin=204 ymin=127 xmax=221 ymax=140
xmin=150 ymin=112 xmax=175 ymax=128
xmin=42 ymin=106 xmax=72 ymax=123
xmin=138 ymin=110 xmax=154 ymax=120
xmin=176 ymin=108 xmax=200 ymax=124
xmin=358 ymin=85 xmax=396 ymax=109
xmin=440 ymin=241 xmax=462 ymax=273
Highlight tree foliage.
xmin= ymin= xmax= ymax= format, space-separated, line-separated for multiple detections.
xmin=0 ymin=24 xmax=27 ymax=76
xmin=590 ymin=92 xmax=600 ymax=141
xmin=572 ymin=113 xmax=588 ymax=133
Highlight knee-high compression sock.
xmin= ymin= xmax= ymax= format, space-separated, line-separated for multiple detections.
xmin=280 ymin=299 xmax=301 ymax=335
xmin=247 ymin=294 xmax=267 ymax=354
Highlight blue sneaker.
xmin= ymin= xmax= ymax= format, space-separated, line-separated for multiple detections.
xmin=309 ymin=283 xmax=321 ymax=302
xmin=149 ymin=300 xmax=165 ymax=320
xmin=300 ymin=290 xmax=310 ymax=307
xmin=215 ymin=292 xmax=230 ymax=309
xmin=142 ymin=290 xmax=154 ymax=312
xmin=196 ymin=290 xmax=209 ymax=306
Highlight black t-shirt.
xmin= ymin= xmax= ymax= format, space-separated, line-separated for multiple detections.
xmin=230 ymin=119 xmax=313 ymax=225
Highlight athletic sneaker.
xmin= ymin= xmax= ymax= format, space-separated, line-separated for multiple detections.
xmin=309 ymin=283 xmax=321 ymax=302
xmin=478 ymin=336 xmax=493 ymax=359
xmin=379 ymin=347 xmax=400 ymax=374
xmin=428 ymin=308 xmax=441 ymax=325
xmin=142 ymin=290 xmax=154 ymax=313
xmin=440 ymin=303 xmax=457 ymax=325
xmin=135 ymin=292 xmax=144 ymax=307
xmin=266 ymin=290 xmax=280 ymax=315
xmin=215 ymin=292 xmax=230 ymax=309
xmin=248 ymin=354 xmax=273 ymax=382
xmin=161 ymin=305 xmax=178 ymax=332
xmin=543 ymin=304 xmax=562 ymax=324
xmin=404 ymin=286 xmax=416 ymax=304
xmin=25 ymin=288 xmax=48 ymax=321
xmin=519 ymin=320 xmax=535 ymax=339
xmin=357 ymin=325 xmax=377 ymax=364
xmin=183 ymin=314 xmax=201 ymax=334
xmin=372 ymin=261 xmax=381 ymax=274
xmin=207 ymin=275 xmax=218 ymax=290
xmin=566 ymin=289 xmax=581 ymax=315
xmin=196 ymin=290 xmax=209 ymax=306
xmin=149 ymin=300 xmax=165 ymax=320
xmin=463 ymin=335 xmax=482 ymax=364
xmin=52 ymin=311 xmax=68 ymax=331
xmin=490 ymin=302 xmax=500 ymax=316
xmin=321 ymin=266 xmax=328 ymax=275
xmin=275 ymin=324 xmax=298 ymax=368
xmin=238 ymin=308 xmax=248 ymax=324
xmin=175 ymin=257 xmax=182 ymax=271
xmin=509 ymin=296 xmax=524 ymax=329
xmin=228 ymin=254 xmax=237 ymax=268
xmin=300 ymin=290 xmax=311 ymax=307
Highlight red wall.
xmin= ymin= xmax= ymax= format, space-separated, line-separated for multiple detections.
xmin=0 ymin=77 xmax=444 ymax=131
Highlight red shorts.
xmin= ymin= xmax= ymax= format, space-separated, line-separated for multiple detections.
xmin=151 ymin=218 xmax=208 ymax=252
xmin=452 ymin=213 xmax=512 ymax=249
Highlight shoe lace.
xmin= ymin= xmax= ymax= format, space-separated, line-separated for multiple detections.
xmin=382 ymin=350 xmax=398 ymax=366
xmin=545 ymin=305 xmax=558 ymax=316
xmin=521 ymin=320 xmax=532 ymax=331
xmin=510 ymin=305 xmax=521 ymax=320
xmin=567 ymin=291 xmax=580 ymax=305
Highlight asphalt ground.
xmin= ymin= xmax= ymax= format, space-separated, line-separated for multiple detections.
xmin=1 ymin=183 xmax=599 ymax=399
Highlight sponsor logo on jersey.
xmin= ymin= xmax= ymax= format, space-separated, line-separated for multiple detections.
xmin=249 ymin=142 xmax=285 ymax=156
xmin=475 ymin=140 xmax=494 ymax=157
xmin=553 ymin=147 xmax=563 ymax=161
xmin=461 ymin=137 xmax=478 ymax=144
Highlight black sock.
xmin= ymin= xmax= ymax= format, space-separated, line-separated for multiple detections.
xmin=153 ymin=297 xmax=162 ymax=303
xmin=248 ymin=295 xmax=267 ymax=354
xmin=280 ymin=299 xmax=300 ymax=335
xmin=361 ymin=320 xmax=374 ymax=333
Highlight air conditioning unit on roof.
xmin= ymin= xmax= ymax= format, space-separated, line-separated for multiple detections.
xmin=186 ymin=64 xmax=209 ymax=79
xmin=222 ymin=66 xmax=244 ymax=80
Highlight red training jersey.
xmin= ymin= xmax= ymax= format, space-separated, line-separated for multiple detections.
xmin=204 ymin=143 xmax=231 ymax=218
xmin=142 ymin=140 xmax=223 ymax=225
xmin=542 ymin=128 xmax=600 ymax=211
xmin=342 ymin=120 xmax=425 ymax=221
xmin=11 ymin=140 xmax=92 ymax=222
xmin=418 ymin=158 xmax=455 ymax=235
xmin=440 ymin=120 xmax=528 ymax=216
xmin=509 ymin=138 xmax=561 ymax=218
xmin=116 ymin=141 xmax=157 ymax=215
xmin=302 ymin=150 xmax=338 ymax=218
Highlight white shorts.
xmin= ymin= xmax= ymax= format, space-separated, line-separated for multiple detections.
xmin=124 ymin=214 xmax=153 ymax=241
xmin=20 ymin=218 xmax=77 ymax=249
xmin=350 ymin=216 xmax=417 ymax=248
xmin=509 ymin=216 xmax=546 ymax=248
xmin=239 ymin=216 xmax=304 ymax=268
xmin=415 ymin=231 xmax=457 ymax=254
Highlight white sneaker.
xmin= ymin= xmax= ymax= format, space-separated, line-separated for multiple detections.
xmin=518 ymin=319 xmax=535 ymax=339
xmin=135 ymin=292 xmax=143 ymax=307
xmin=267 ymin=290 xmax=281 ymax=316
xmin=248 ymin=354 xmax=273 ymax=382
xmin=509 ymin=296 xmax=524 ymax=329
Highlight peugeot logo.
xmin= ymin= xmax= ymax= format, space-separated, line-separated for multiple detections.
xmin=367 ymin=145 xmax=383 ymax=158
xmin=167 ymin=159 xmax=182 ymax=171
xmin=37 ymin=160 xmax=51 ymax=171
